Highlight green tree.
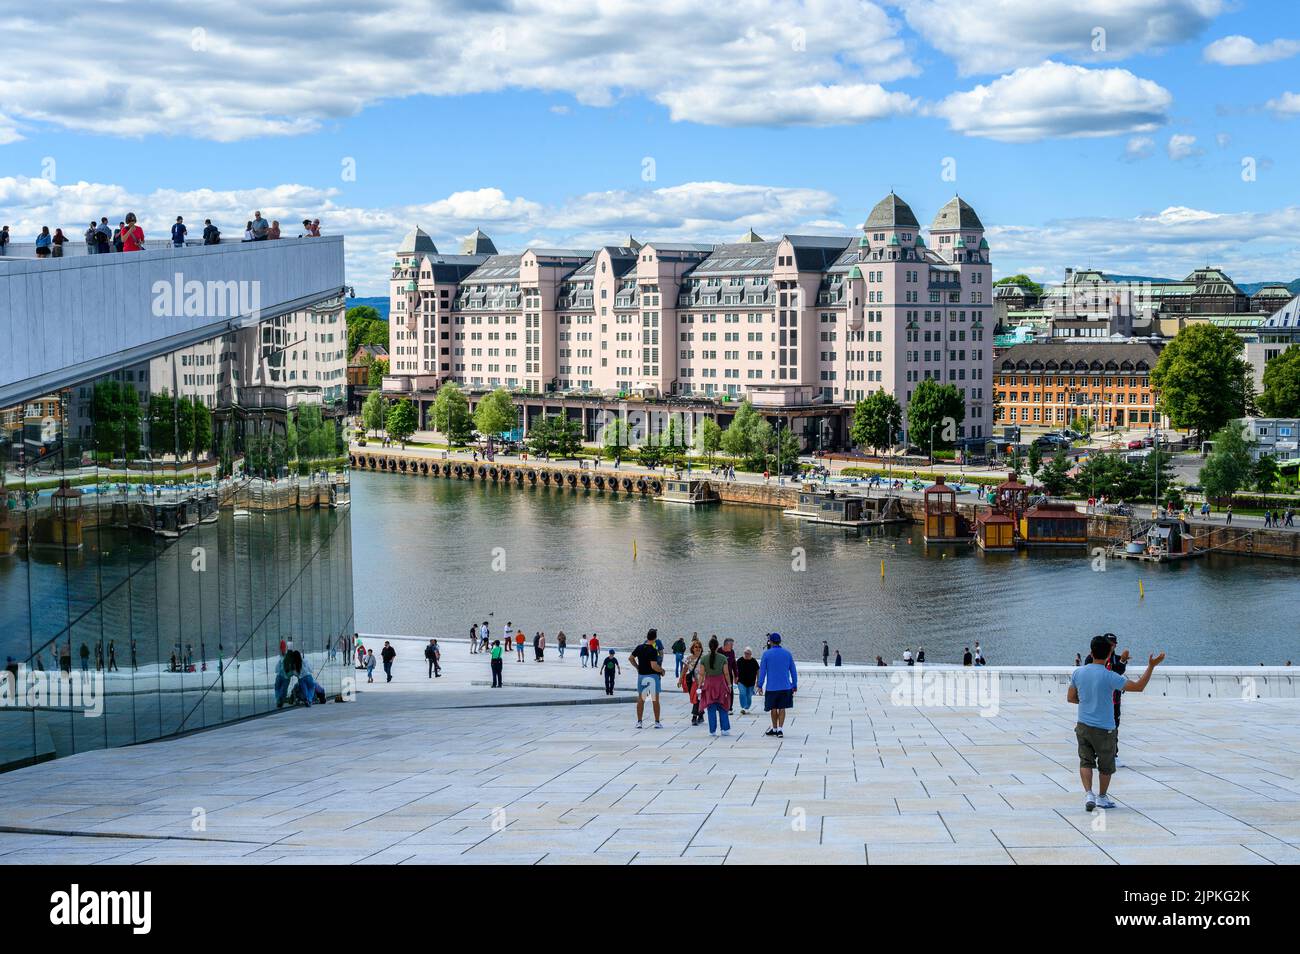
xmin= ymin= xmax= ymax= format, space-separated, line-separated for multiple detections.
xmin=473 ymin=388 xmax=516 ymax=440
xmin=386 ymin=398 xmax=418 ymax=447
xmin=1069 ymin=414 xmax=1094 ymax=438
xmin=1199 ymin=423 xmax=1254 ymax=502
xmin=527 ymin=415 xmax=558 ymax=458
xmin=1133 ymin=449 xmax=1174 ymax=503
xmin=1076 ymin=453 xmax=1140 ymax=501
xmin=1150 ymin=324 xmax=1253 ymax=441
xmin=851 ymin=388 xmax=903 ymax=453
xmin=720 ymin=401 xmax=768 ymax=467
xmin=1027 ymin=442 xmax=1043 ymax=479
xmin=695 ymin=418 xmax=722 ymax=464
xmin=906 ymin=379 xmax=965 ymax=456
xmin=1038 ymin=448 xmax=1074 ymax=497
xmin=770 ymin=425 xmax=801 ymax=473
xmin=346 ymin=305 xmax=387 ymax=356
xmin=602 ymin=414 xmax=631 ymax=462
xmin=1252 ymin=453 xmax=1279 ymax=493
xmin=361 ymin=390 xmax=387 ymax=436
xmin=367 ymin=357 xmax=389 ymax=389
xmin=432 ymin=382 xmax=474 ymax=445
xmin=553 ymin=415 xmax=583 ymax=459
xmin=147 ymin=391 xmax=177 ymax=457
xmin=1258 ymin=347 xmax=1300 ymax=417
xmin=92 ymin=380 xmax=142 ymax=459
xmin=994 ymin=274 xmax=1044 ymax=297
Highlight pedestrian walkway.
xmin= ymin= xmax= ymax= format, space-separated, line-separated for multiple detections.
xmin=0 ymin=639 xmax=1296 ymax=865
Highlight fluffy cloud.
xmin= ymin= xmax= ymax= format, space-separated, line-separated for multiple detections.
xmin=0 ymin=176 xmax=847 ymax=293
xmin=1266 ymin=92 xmax=1300 ymax=117
xmin=1123 ymin=136 xmax=1156 ymax=161
xmin=932 ymin=62 xmax=1172 ymax=142
xmin=992 ymin=205 xmax=1300 ymax=286
xmin=1166 ymin=134 xmax=1200 ymax=160
xmin=1204 ymin=35 xmax=1300 ymax=66
xmin=0 ymin=1 xmax=917 ymax=139
xmin=898 ymin=0 xmax=1225 ymax=75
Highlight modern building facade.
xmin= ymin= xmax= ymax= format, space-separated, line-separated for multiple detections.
xmin=384 ymin=193 xmax=994 ymax=447
xmin=0 ymin=237 xmax=353 ymax=769
xmin=994 ymin=341 xmax=1166 ymax=431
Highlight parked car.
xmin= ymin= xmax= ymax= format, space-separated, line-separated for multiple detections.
xmin=1127 ymin=439 xmax=1144 ymax=450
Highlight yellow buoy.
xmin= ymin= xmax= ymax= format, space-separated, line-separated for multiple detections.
xmin=880 ymin=559 xmax=885 ymax=579
xmin=1138 ymin=578 xmax=1144 ymax=599
xmin=633 ymin=539 xmax=638 ymax=561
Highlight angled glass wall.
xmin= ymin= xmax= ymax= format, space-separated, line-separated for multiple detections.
xmin=0 ymin=312 xmax=353 ymax=768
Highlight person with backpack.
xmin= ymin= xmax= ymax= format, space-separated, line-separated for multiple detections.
xmin=171 ymin=216 xmax=187 ymax=248
xmin=85 ymin=222 xmax=99 ymax=254
xmin=202 ymin=219 xmax=221 ymax=245
xmin=671 ymin=635 xmax=687 ymax=677
xmin=424 ymin=638 xmax=441 ymax=678
xmin=365 ymin=648 xmax=377 ymax=683
xmin=95 ymin=218 xmax=111 ymax=253
xmin=601 ymin=649 xmax=621 ymax=695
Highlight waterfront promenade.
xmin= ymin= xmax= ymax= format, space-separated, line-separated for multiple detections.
xmin=0 ymin=635 xmax=1296 ymax=865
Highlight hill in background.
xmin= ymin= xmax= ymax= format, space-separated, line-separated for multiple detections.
xmin=347 ymin=296 xmax=389 ymax=320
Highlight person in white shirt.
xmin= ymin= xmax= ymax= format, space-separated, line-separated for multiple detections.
xmin=903 ymin=648 xmax=914 ymax=666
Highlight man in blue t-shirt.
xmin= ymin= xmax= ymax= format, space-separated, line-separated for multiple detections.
xmin=757 ymin=633 xmax=798 ymax=738
xmin=1068 ymin=635 xmax=1164 ymax=812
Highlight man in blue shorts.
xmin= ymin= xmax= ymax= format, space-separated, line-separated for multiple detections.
xmin=757 ymin=633 xmax=797 ymax=738
xmin=629 ymin=630 xmax=665 ymax=729
xmin=1069 ymin=634 xmax=1164 ymax=811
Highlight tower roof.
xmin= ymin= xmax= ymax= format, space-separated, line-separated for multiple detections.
xmin=864 ymin=192 xmax=920 ymax=230
xmin=931 ymin=196 xmax=984 ymax=232
xmin=740 ymin=228 xmax=764 ymax=243
xmin=399 ymin=225 xmax=438 ymax=255
xmin=461 ymin=228 xmax=498 ymax=255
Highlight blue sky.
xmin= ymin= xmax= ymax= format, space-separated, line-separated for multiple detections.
xmin=1 ymin=0 xmax=1298 ymax=294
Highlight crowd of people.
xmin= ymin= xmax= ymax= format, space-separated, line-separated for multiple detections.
xmin=0 ymin=211 xmax=324 ymax=258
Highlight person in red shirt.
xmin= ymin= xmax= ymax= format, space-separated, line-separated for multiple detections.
xmin=121 ymin=213 xmax=145 ymax=252
xmin=514 ymin=629 xmax=525 ymax=662
xmin=588 ymin=634 xmax=600 ymax=671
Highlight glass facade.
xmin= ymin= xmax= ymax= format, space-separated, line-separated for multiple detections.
xmin=0 ymin=312 xmax=353 ymax=769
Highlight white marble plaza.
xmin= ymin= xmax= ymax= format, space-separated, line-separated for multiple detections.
xmin=0 ymin=635 xmax=1297 ymax=865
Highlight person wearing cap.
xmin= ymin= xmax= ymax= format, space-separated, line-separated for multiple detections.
xmin=601 ymin=649 xmax=620 ymax=695
xmin=1085 ymin=633 xmax=1129 ymax=766
xmin=757 ymin=633 xmax=797 ymax=738
xmin=1069 ymin=635 xmax=1164 ymax=811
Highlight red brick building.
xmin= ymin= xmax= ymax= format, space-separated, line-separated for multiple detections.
xmin=994 ymin=341 xmax=1165 ymax=431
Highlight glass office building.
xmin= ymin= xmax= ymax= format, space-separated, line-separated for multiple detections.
xmin=0 ymin=305 xmax=354 ymax=769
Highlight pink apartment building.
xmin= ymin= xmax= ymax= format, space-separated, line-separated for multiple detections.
xmin=384 ymin=193 xmax=992 ymax=448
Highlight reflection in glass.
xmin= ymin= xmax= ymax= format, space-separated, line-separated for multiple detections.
xmin=0 ymin=299 xmax=353 ymax=768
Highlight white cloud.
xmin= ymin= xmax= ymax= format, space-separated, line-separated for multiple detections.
xmin=0 ymin=1 xmax=918 ymax=138
xmin=899 ymin=0 xmax=1225 ymax=75
xmin=1204 ymin=35 xmax=1300 ymax=66
xmin=1123 ymin=136 xmax=1155 ymax=161
xmin=0 ymin=111 xmax=22 ymax=144
xmin=0 ymin=175 xmax=846 ymax=293
xmin=1166 ymin=134 xmax=1200 ymax=160
xmin=1266 ymin=92 xmax=1300 ymax=116
xmin=932 ymin=62 xmax=1172 ymax=142
xmin=658 ymin=83 xmax=915 ymax=126
xmin=1215 ymin=132 xmax=1231 ymax=147
xmin=992 ymin=204 xmax=1300 ymax=285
